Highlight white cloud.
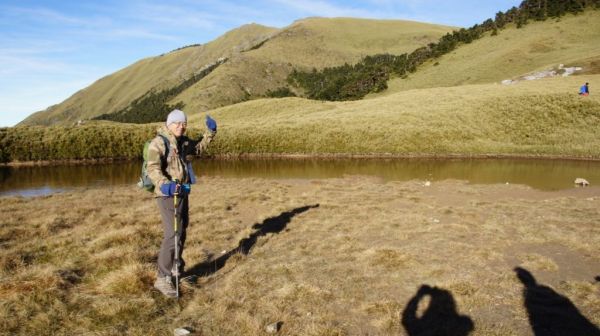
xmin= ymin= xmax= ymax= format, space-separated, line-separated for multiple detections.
xmin=0 ymin=55 xmax=68 ymax=75
xmin=125 ymin=3 xmax=218 ymax=30
xmin=1 ymin=5 xmax=110 ymax=28
xmin=103 ymin=28 xmax=180 ymax=42
xmin=270 ymin=0 xmax=381 ymax=18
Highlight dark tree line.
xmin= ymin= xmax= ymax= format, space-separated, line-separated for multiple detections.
xmin=94 ymin=58 xmax=227 ymax=124
xmin=265 ymin=87 xmax=297 ymax=98
xmin=288 ymin=0 xmax=600 ymax=101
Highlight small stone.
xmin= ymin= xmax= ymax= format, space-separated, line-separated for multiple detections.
xmin=574 ymin=178 xmax=589 ymax=186
xmin=265 ymin=322 xmax=282 ymax=333
xmin=174 ymin=327 xmax=192 ymax=336
xmin=424 ymin=181 xmax=431 ymax=187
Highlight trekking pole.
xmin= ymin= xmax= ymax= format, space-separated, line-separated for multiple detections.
xmin=173 ymin=179 xmax=180 ymax=299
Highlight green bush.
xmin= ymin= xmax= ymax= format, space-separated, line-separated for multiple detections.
xmin=265 ymin=87 xmax=296 ymax=98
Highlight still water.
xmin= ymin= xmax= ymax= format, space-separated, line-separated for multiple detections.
xmin=1 ymin=158 xmax=599 ymax=197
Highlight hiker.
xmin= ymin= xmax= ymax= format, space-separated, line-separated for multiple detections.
xmin=579 ymin=82 xmax=589 ymax=96
xmin=146 ymin=109 xmax=217 ymax=298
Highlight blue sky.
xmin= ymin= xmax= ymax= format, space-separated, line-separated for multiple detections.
xmin=0 ymin=0 xmax=521 ymax=126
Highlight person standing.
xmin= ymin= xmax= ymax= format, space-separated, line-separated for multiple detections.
xmin=146 ymin=109 xmax=217 ymax=298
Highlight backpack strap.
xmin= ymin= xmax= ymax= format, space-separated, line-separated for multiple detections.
xmin=157 ymin=134 xmax=170 ymax=158
xmin=158 ymin=134 xmax=185 ymax=161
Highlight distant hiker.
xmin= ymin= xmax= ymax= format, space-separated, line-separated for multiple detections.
xmin=147 ymin=109 xmax=217 ymax=298
xmin=579 ymin=82 xmax=589 ymax=96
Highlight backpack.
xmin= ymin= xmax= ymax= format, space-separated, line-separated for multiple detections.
xmin=137 ymin=134 xmax=169 ymax=192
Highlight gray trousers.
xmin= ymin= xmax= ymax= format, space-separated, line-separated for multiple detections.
xmin=156 ymin=195 xmax=189 ymax=277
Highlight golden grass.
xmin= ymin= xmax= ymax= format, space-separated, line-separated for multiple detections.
xmin=19 ymin=10 xmax=600 ymax=130
xmin=1 ymin=176 xmax=599 ymax=335
xmin=187 ymin=74 xmax=600 ymax=158
xmin=175 ymin=18 xmax=454 ymax=113
xmin=21 ymin=18 xmax=453 ymax=126
xmin=384 ymin=10 xmax=600 ymax=93
xmin=8 ymin=74 xmax=600 ymax=161
xmin=20 ymin=24 xmax=279 ymax=126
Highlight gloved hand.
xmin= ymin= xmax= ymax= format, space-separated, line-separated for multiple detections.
xmin=160 ymin=182 xmax=192 ymax=196
xmin=206 ymin=115 xmax=217 ymax=132
xmin=160 ymin=182 xmax=178 ymax=197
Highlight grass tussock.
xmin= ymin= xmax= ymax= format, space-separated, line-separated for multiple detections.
xmin=1 ymin=176 xmax=599 ymax=335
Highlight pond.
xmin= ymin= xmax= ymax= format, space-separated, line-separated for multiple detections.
xmin=1 ymin=158 xmax=599 ymax=197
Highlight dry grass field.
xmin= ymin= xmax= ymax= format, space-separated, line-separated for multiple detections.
xmin=191 ymin=74 xmax=600 ymax=158
xmin=6 ymin=73 xmax=599 ymax=164
xmin=384 ymin=10 xmax=600 ymax=93
xmin=1 ymin=176 xmax=599 ymax=335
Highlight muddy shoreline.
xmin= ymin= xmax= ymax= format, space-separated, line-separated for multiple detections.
xmin=2 ymin=152 xmax=600 ymax=167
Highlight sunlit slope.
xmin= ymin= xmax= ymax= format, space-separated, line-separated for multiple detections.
xmin=20 ymin=24 xmax=278 ymax=126
xmin=173 ymin=17 xmax=455 ymax=113
xmin=189 ymin=74 xmax=600 ymax=158
xmin=384 ymin=10 xmax=600 ymax=93
xmin=2 ymin=75 xmax=599 ymax=162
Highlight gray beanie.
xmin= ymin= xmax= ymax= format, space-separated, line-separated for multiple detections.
xmin=166 ymin=109 xmax=187 ymax=127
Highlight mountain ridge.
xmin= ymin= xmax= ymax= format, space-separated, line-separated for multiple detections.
xmin=19 ymin=18 xmax=454 ymax=126
xmin=19 ymin=23 xmax=279 ymax=126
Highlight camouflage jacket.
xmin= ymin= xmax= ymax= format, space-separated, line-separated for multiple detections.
xmin=146 ymin=125 xmax=216 ymax=197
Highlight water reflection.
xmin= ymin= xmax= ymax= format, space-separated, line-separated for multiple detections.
xmin=1 ymin=158 xmax=599 ymax=197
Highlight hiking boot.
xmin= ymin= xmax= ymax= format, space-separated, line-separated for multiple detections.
xmin=154 ymin=276 xmax=177 ymax=298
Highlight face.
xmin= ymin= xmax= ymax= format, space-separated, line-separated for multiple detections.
xmin=168 ymin=121 xmax=187 ymax=137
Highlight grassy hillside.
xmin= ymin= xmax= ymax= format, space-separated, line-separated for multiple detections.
xmin=19 ymin=24 xmax=278 ymax=126
xmin=175 ymin=18 xmax=454 ymax=112
xmin=186 ymin=74 xmax=600 ymax=158
xmin=3 ymin=74 xmax=599 ymax=163
xmin=383 ymin=10 xmax=600 ymax=93
xmin=19 ymin=19 xmax=453 ymax=126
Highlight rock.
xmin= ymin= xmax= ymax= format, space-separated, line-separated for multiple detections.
xmin=174 ymin=327 xmax=192 ymax=336
xmin=503 ymin=65 xmax=582 ymax=83
xmin=574 ymin=178 xmax=589 ymax=186
xmin=265 ymin=322 xmax=282 ymax=333
xmin=424 ymin=181 xmax=431 ymax=187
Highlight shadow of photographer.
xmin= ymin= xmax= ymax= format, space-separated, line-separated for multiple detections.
xmin=514 ymin=267 xmax=600 ymax=336
xmin=184 ymin=204 xmax=319 ymax=280
xmin=402 ymin=284 xmax=474 ymax=336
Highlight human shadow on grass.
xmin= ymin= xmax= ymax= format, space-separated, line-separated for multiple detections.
xmin=183 ymin=204 xmax=319 ymax=280
xmin=402 ymin=284 xmax=474 ymax=336
xmin=515 ymin=267 xmax=600 ymax=336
